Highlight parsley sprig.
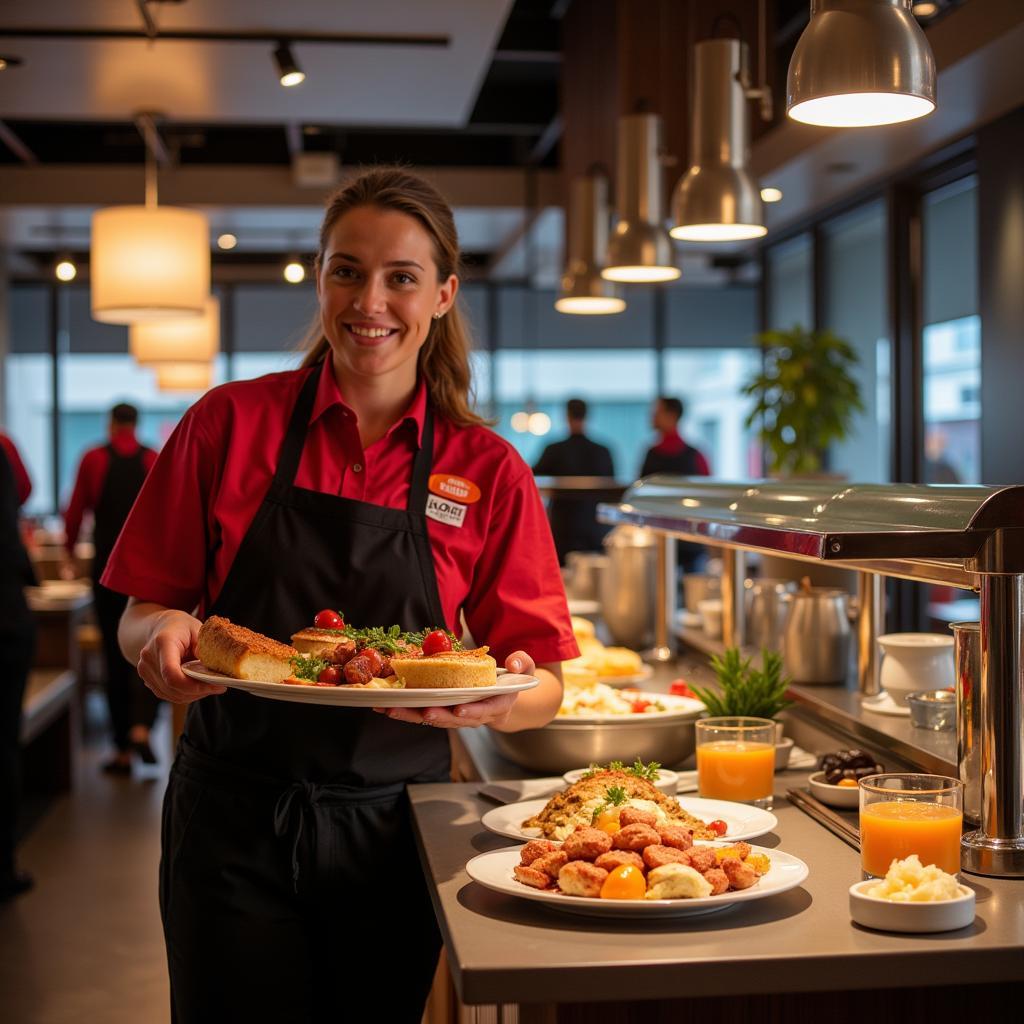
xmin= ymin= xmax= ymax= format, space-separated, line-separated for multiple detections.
xmin=290 ymin=654 xmax=328 ymax=682
xmin=590 ymin=784 xmax=630 ymax=824
xmin=581 ymin=758 xmax=662 ymax=785
xmin=339 ymin=623 xmax=463 ymax=655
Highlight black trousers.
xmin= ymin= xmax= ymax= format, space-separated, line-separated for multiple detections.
xmin=92 ymin=580 xmax=160 ymax=751
xmin=161 ymin=744 xmax=442 ymax=1024
xmin=0 ymin=621 xmax=35 ymax=879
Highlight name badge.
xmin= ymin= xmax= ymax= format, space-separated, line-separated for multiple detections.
xmin=426 ymin=493 xmax=467 ymax=528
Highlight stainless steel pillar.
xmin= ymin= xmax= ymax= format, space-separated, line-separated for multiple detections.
xmin=856 ymin=571 xmax=885 ymax=697
xmin=721 ymin=548 xmax=745 ymax=648
xmin=649 ymin=534 xmax=676 ymax=662
xmin=961 ymin=572 xmax=1024 ymax=876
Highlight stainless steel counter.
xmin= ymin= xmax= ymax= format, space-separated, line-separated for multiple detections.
xmin=409 ymin=781 xmax=1024 ymax=1008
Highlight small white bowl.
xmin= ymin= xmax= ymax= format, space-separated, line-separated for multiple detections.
xmin=562 ymin=766 xmax=679 ymax=796
xmin=808 ymin=770 xmax=861 ymax=808
xmin=698 ymin=598 xmax=724 ymax=639
xmin=774 ymin=736 xmax=794 ymax=771
xmin=849 ymin=880 xmax=975 ymax=933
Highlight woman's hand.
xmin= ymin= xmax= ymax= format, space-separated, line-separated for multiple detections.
xmin=373 ymin=649 xmax=540 ymax=730
xmin=135 ymin=608 xmax=226 ymax=704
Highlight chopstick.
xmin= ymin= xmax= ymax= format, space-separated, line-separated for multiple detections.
xmin=787 ymin=788 xmax=861 ymax=851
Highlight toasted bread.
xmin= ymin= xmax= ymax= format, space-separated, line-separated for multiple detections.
xmin=197 ymin=616 xmax=298 ymax=683
xmin=389 ymin=647 xmax=498 ymax=689
xmin=291 ymin=627 xmax=357 ymax=659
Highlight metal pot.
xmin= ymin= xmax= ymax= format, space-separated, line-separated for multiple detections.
xmin=682 ymin=572 xmax=721 ymax=613
xmin=782 ymin=587 xmax=851 ymax=683
xmin=744 ymin=578 xmax=797 ymax=650
xmin=565 ymin=552 xmax=609 ymax=602
xmin=600 ymin=525 xmax=656 ymax=649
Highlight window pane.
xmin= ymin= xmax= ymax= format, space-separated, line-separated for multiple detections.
xmin=821 ymin=201 xmax=890 ymax=481
xmin=766 ymin=233 xmax=813 ymax=331
xmin=922 ymin=177 xmax=979 ymax=484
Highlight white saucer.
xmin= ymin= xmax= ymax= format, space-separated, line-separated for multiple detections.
xmin=861 ymin=691 xmax=911 ymax=717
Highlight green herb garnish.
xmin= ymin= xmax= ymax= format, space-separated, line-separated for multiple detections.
xmin=690 ymin=647 xmax=793 ymax=719
xmin=290 ymin=654 xmax=328 ymax=682
xmin=627 ymin=758 xmax=662 ymax=784
xmin=590 ymin=784 xmax=630 ymax=824
xmin=340 ymin=623 xmax=463 ymax=655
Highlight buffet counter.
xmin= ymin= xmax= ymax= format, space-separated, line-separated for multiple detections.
xmin=409 ymin=780 xmax=1024 ymax=1020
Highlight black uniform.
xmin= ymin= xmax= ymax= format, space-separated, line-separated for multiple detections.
xmin=160 ymin=370 xmax=448 ymax=1023
xmin=91 ymin=444 xmax=160 ymax=753
xmin=532 ymin=432 xmax=615 ymax=564
xmin=0 ymin=446 xmax=36 ymax=887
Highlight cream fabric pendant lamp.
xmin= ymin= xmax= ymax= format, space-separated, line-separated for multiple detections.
xmin=787 ymin=0 xmax=936 ymax=127
xmin=555 ymin=172 xmax=625 ymax=314
xmin=602 ymin=112 xmax=680 ymax=284
xmin=155 ymin=362 xmax=213 ymax=393
xmin=671 ymin=39 xmax=766 ymax=242
xmin=130 ymin=296 xmax=219 ymax=365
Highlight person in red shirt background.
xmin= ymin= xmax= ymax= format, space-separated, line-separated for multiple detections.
xmin=0 ymin=433 xmax=32 ymax=507
xmin=64 ymin=403 xmax=160 ymax=775
xmin=104 ymin=167 xmax=575 ymax=1022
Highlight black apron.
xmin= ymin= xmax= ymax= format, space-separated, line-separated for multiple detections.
xmin=160 ymin=368 xmax=449 ymax=1023
xmin=92 ymin=443 xmax=148 ymax=580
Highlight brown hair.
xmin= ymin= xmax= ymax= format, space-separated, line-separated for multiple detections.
xmin=300 ymin=166 xmax=489 ymax=427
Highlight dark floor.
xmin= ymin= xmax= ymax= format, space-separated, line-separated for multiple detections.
xmin=0 ymin=695 xmax=171 ymax=1024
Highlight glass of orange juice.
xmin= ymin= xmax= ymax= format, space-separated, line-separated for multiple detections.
xmin=695 ymin=716 xmax=775 ymax=809
xmin=859 ymin=773 xmax=963 ymax=878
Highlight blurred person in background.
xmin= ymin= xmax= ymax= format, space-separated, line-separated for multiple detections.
xmin=64 ymin=403 xmax=161 ymax=775
xmin=0 ymin=433 xmax=36 ymax=900
xmin=532 ymin=398 xmax=615 ymax=564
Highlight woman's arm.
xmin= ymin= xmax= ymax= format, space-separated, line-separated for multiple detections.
xmin=119 ymin=597 xmax=225 ymax=704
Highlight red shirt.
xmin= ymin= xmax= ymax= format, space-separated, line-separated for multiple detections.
xmin=101 ymin=361 xmax=579 ymax=667
xmin=653 ymin=429 xmax=711 ymax=474
xmin=64 ymin=430 xmax=159 ymax=553
xmin=0 ymin=433 xmax=32 ymax=506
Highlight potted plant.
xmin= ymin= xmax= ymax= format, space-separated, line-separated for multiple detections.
xmin=742 ymin=326 xmax=865 ymax=476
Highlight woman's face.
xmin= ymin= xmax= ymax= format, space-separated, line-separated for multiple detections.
xmin=316 ymin=205 xmax=457 ymax=387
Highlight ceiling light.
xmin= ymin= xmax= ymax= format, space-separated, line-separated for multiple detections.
xmin=527 ymin=412 xmax=552 ymax=436
xmin=155 ymin=362 xmax=213 ymax=393
xmin=602 ymin=112 xmax=680 ymax=284
xmin=510 ymin=412 xmax=530 ymax=433
xmin=130 ymin=297 xmax=220 ymax=364
xmin=787 ymin=1 xmax=936 ymax=127
xmin=671 ymin=39 xmax=767 ymax=243
xmin=0 ymin=56 xmax=23 ymax=71
xmin=217 ymin=233 xmax=238 ymax=251
xmin=54 ymin=255 xmax=77 ymax=282
xmin=283 ymin=257 xmax=306 ymax=284
xmin=274 ymin=42 xmax=305 ymax=87
xmin=911 ymin=2 xmax=938 ymax=15
xmin=555 ymin=172 xmax=626 ymax=315
xmin=760 ymin=186 xmax=784 ymax=203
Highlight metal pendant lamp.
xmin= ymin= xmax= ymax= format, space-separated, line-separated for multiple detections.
xmin=671 ymin=39 xmax=766 ymax=242
xmin=555 ymin=172 xmax=626 ymax=315
xmin=787 ymin=0 xmax=936 ymax=127
xmin=130 ymin=296 xmax=220 ymax=365
xmin=602 ymin=112 xmax=680 ymax=284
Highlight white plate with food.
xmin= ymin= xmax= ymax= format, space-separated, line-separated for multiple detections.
xmin=465 ymin=843 xmax=808 ymax=919
xmin=182 ymin=661 xmax=539 ymax=708
xmin=558 ymin=687 xmax=702 ymax=720
xmin=596 ymin=664 xmax=655 ymax=688
xmin=481 ymin=796 xmax=777 ymax=844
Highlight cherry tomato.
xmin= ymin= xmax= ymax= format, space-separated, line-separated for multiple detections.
xmin=316 ymin=666 xmax=342 ymax=686
xmin=708 ymin=819 xmax=728 ymax=837
xmin=600 ymin=864 xmax=646 ymax=900
xmin=669 ymin=679 xmax=696 ymax=698
xmin=314 ymin=609 xmax=344 ymax=630
xmin=630 ymin=699 xmax=651 ymax=714
xmin=422 ymin=630 xmax=453 ymax=656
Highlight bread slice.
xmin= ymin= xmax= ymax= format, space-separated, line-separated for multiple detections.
xmin=197 ymin=616 xmax=299 ymax=684
xmin=389 ymin=647 xmax=498 ymax=689
xmin=291 ymin=627 xmax=356 ymax=659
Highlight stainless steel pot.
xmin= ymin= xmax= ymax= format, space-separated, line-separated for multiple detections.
xmin=600 ymin=525 xmax=656 ymax=648
xmin=489 ymin=711 xmax=702 ymax=774
xmin=565 ymin=552 xmax=609 ymax=602
xmin=782 ymin=587 xmax=851 ymax=683
xmin=744 ymin=578 xmax=797 ymax=650
xmin=682 ymin=572 xmax=721 ymax=613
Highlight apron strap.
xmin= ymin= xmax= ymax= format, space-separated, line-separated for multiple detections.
xmin=407 ymin=404 xmax=435 ymax=513
xmin=272 ymin=367 xmax=321 ymax=488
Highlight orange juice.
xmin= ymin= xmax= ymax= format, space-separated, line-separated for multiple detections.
xmin=696 ymin=741 xmax=775 ymax=801
xmin=860 ymin=800 xmax=963 ymax=876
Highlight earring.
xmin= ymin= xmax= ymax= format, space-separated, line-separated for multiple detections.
xmin=432 ymin=312 xmax=443 ymax=320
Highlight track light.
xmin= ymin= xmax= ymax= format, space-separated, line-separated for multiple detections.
xmin=55 ymin=254 xmax=77 ymax=282
xmin=284 ymin=257 xmax=305 ymax=284
xmin=760 ymin=187 xmax=783 ymax=203
xmin=274 ymin=42 xmax=305 ymax=87
xmin=217 ymin=233 xmax=238 ymax=251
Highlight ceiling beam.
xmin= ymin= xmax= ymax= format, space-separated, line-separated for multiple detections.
xmin=0 ymin=27 xmax=450 ymax=47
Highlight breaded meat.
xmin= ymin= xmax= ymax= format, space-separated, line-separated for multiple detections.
xmin=563 ymin=827 xmax=613 ymax=862
xmin=558 ymin=861 xmax=608 ymax=898
xmin=612 ymin=823 xmax=661 ymax=851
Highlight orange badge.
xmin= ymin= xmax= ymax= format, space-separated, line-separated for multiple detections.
xmin=428 ymin=473 xmax=481 ymax=504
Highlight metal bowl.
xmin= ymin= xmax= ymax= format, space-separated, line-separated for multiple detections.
xmin=489 ymin=710 xmax=702 ymax=775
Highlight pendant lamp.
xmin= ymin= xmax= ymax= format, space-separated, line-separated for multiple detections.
xmin=155 ymin=362 xmax=213 ymax=393
xmin=787 ymin=0 xmax=936 ymax=127
xmin=130 ymin=297 xmax=220 ymax=365
xmin=671 ymin=39 xmax=766 ymax=242
xmin=555 ymin=172 xmax=626 ymax=314
xmin=602 ymin=112 xmax=680 ymax=283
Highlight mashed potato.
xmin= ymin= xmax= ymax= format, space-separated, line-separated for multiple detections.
xmin=865 ymin=855 xmax=963 ymax=902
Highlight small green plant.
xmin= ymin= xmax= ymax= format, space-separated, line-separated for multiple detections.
xmin=742 ymin=325 xmax=865 ymax=476
xmin=690 ymin=648 xmax=793 ymax=720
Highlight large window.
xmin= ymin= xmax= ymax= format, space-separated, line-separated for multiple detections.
xmin=765 ymin=233 xmax=813 ymax=331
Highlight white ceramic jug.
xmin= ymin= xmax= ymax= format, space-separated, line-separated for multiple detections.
xmin=878 ymin=633 xmax=955 ymax=706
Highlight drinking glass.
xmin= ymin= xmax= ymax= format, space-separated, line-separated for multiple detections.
xmin=695 ymin=716 xmax=775 ymax=809
xmin=859 ymin=773 xmax=964 ymax=878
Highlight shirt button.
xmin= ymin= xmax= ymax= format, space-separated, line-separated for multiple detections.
xmin=352 ymin=463 xmax=363 ymax=473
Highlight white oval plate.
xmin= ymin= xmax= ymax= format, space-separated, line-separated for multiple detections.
xmin=466 ymin=843 xmax=808 ymax=919
xmin=481 ymin=796 xmax=778 ymax=844
xmin=181 ymin=660 xmax=539 ymax=708
xmin=861 ymin=692 xmax=911 ymax=717
xmin=557 ymin=691 xmax=704 ymax=722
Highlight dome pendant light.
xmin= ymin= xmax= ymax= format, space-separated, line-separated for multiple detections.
xmin=671 ymin=39 xmax=766 ymax=242
xmin=602 ymin=112 xmax=680 ymax=284
xmin=787 ymin=0 xmax=936 ymax=127
xmin=555 ymin=172 xmax=626 ymax=315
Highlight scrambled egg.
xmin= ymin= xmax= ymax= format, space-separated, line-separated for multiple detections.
xmin=865 ymin=855 xmax=963 ymax=902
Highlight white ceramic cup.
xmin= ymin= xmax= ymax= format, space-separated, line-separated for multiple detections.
xmin=698 ymin=598 xmax=724 ymax=639
xmin=878 ymin=633 xmax=955 ymax=707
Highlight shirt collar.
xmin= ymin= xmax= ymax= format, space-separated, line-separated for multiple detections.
xmin=309 ymin=358 xmax=428 ymax=447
